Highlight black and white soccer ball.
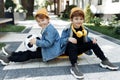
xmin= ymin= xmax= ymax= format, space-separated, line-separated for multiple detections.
xmin=24 ymin=34 xmax=42 ymax=51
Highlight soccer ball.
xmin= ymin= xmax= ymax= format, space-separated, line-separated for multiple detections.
xmin=24 ymin=34 xmax=42 ymax=51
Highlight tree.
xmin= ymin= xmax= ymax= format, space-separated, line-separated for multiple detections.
xmin=0 ymin=0 xmax=4 ymax=17
xmin=5 ymin=0 xmax=16 ymax=13
xmin=21 ymin=0 xmax=34 ymax=18
xmin=45 ymin=0 xmax=53 ymax=10
xmin=84 ymin=4 xmax=93 ymax=23
xmin=89 ymin=0 xmax=92 ymax=5
xmin=4 ymin=0 xmax=16 ymax=24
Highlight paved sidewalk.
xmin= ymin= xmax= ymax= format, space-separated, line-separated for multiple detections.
xmin=0 ymin=14 xmax=120 ymax=80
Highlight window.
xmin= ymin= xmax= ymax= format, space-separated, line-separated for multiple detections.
xmin=98 ymin=0 xmax=102 ymax=5
xmin=112 ymin=0 xmax=119 ymax=2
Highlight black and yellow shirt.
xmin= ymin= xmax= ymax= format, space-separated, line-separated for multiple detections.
xmin=72 ymin=27 xmax=84 ymax=46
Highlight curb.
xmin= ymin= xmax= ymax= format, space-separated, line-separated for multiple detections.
xmin=0 ymin=27 xmax=32 ymax=51
xmin=87 ymin=28 xmax=120 ymax=45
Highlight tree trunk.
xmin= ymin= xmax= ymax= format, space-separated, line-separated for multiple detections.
xmin=56 ymin=0 xmax=60 ymax=15
xmin=82 ymin=0 xmax=84 ymax=9
xmin=0 ymin=0 xmax=4 ymax=18
xmin=54 ymin=0 xmax=57 ymax=14
xmin=21 ymin=0 xmax=34 ymax=19
xmin=89 ymin=0 xmax=92 ymax=5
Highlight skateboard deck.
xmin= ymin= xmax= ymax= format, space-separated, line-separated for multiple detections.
xmin=58 ymin=53 xmax=83 ymax=58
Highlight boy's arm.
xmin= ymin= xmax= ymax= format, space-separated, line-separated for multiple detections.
xmin=36 ymin=28 xmax=59 ymax=48
xmin=84 ymin=26 xmax=93 ymax=42
xmin=60 ymin=28 xmax=69 ymax=47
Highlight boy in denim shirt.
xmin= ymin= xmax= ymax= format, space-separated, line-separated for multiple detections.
xmin=60 ymin=7 xmax=119 ymax=79
xmin=0 ymin=8 xmax=62 ymax=65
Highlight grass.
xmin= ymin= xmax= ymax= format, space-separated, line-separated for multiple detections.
xmin=86 ymin=25 xmax=120 ymax=40
xmin=0 ymin=43 xmax=5 ymax=50
xmin=0 ymin=24 xmax=25 ymax=32
xmin=0 ymin=24 xmax=26 ymax=50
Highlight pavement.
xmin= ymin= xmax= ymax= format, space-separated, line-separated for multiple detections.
xmin=0 ymin=14 xmax=120 ymax=80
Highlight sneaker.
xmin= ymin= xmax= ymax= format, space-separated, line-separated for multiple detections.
xmin=2 ymin=47 xmax=13 ymax=56
xmin=0 ymin=54 xmax=10 ymax=66
xmin=100 ymin=60 xmax=119 ymax=70
xmin=70 ymin=63 xmax=84 ymax=79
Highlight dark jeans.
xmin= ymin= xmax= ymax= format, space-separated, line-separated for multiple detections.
xmin=65 ymin=42 xmax=107 ymax=66
xmin=8 ymin=47 xmax=42 ymax=62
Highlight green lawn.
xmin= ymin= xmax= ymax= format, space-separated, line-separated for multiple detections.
xmin=86 ymin=25 xmax=120 ymax=40
xmin=0 ymin=43 xmax=5 ymax=50
xmin=0 ymin=24 xmax=26 ymax=50
xmin=0 ymin=24 xmax=25 ymax=32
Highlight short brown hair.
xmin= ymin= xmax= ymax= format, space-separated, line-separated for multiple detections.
xmin=35 ymin=14 xmax=49 ymax=19
xmin=70 ymin=10 xmax=84 ymax=19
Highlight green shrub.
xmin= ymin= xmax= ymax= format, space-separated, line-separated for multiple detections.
xmin=93 ymin=17 xmax=102 ymax=26
xmin=86 ymin=23 xmax=120 ymax=40
xmin=62 ymin=5 xmax=77 ymax=19
xmin=115 ymin=27 xmax=120 ymax=35
xmin=5 ymin=0 xmax=16 ymax=12
xmin=84 ymin=4 xmax=94 ymax=23
xmin=0 ymin=43 xmax=5 ymax=50
xmin=62 ymin=12 xmax=69 ymax=18
xmin=108 ymin=15 xmax=118 ymax=27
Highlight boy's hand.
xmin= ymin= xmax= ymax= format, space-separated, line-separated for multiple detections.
xmin=30 ymin=38 xmax=36 ymax=45
xmin=68 ymin=37 xmax=77 ymax=44
xmin=92 ymin=38 xmax=97 ymax=44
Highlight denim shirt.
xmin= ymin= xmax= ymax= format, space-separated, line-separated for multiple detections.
xmin=60 ymin=24 xmax=72 ymax=53
xmin=36 ymin=23 xmax=62 ymax=61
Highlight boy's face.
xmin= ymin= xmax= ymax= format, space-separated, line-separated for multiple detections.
xmin=71 ymin=16 xmax=84 ymax=28
xmin=36 ymin=17 xmax=49 ymax=28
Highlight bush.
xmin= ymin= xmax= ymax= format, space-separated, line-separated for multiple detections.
xmin=61 ymin=5 xmax=77 ymax=19
xmin=108 ymin=15 xmax=118 ymax=27
xmin=0 ymin=43 xmax=5 ymax=50
xmin=5 ymin=0 xmax=16 ymax=12
xmin=62 ymin=12 xmax=69 ymax=18
xmin=90 ymin=16 xmax=102 ymax=26
xmin=93 ymin=17 xmax=102 ymax=26
xmin=84 ymin=4 xmax=94 ymax=23
xmin=115 ymin=27 xmax=120 ymax=35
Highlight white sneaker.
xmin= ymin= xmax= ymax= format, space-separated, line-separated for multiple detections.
xmin=70 ymin=63 xmax=84 ymax=79
xmin=100 ymin=60 xmax=119 ymax=70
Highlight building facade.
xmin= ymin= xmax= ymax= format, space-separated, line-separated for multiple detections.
xmin=58 ymin=0 xmax=120 ymax=19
